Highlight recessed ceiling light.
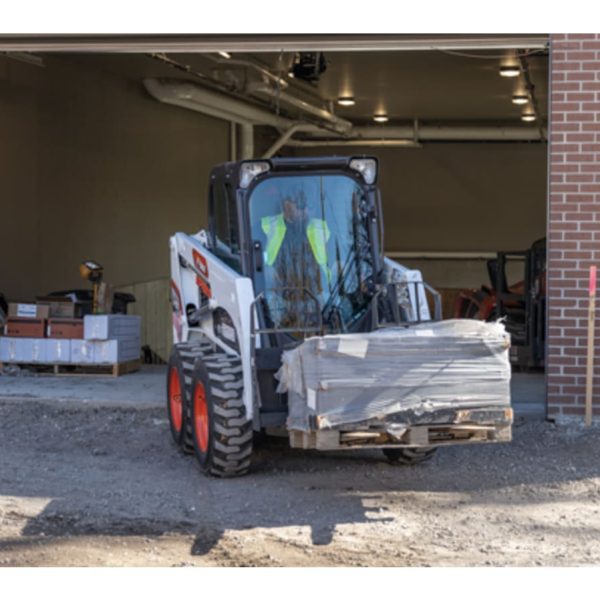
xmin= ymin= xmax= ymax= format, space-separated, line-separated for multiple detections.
xmin=512 ymin=94 xmax=529 ymax=105
xmin=337 ymin=96 xmax=356 ymax=107
xmin=522 ymin=112 xmax=536 ymax=122
xmin=373 ymin=114 xmax=389 ymax=123
xmin=500 ymin=65 xmax=520 ymax=77
xmin=288 ymin=70 xmax=295 ymax=78
xmin=218 ymin=51 xmax=232 ymax=59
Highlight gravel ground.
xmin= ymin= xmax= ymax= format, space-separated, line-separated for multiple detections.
xmin=0 ymin=399 xmax=599 ymax=567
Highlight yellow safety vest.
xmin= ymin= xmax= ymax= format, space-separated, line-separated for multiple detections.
xmin=261 ymin=214 xmax=331 ymax=268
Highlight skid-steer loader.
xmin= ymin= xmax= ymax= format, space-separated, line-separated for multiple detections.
xmin=167 ymin=156 xmax=513 ymax=477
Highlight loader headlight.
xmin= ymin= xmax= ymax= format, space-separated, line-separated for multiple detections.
xmin=349 ymin=157 xmax=377 ymax=184
xmin=240 ymin=161 xmax=271 ymax=188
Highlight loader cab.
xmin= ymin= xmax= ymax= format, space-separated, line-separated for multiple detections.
xmin=208 ymin=157 xmax=384 ymax=343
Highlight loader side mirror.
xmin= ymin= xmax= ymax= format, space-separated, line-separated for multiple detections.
xmin=253 ymin=241 xmax=263 ymax=272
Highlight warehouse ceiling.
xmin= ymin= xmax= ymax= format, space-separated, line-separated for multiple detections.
xmin=34 ymin=41 xmax=547 ymax=129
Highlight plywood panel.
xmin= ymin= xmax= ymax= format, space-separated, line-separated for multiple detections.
xmin=118 ymin=278 xmax=172 ymax=362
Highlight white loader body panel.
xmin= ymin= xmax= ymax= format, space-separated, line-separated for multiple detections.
xmin=170 ymin=231 xmax=256 ymax=418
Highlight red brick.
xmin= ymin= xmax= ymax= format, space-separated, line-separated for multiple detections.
xmin=553 ymin=82 xmax=581 ymax=92
xmin=552 ymin=122 xmax=581 ymax=132
xmin=567 ymin=93 xmax=597 ymax=101
xmin=567 ymin=72 xmax=596 ymax=81
xmin=571 ymin=52 xmax=598 ymax=60
xmin=552 ymin=102 xmax=584 ymax=113
xmin=566 ymin=114 xmax=595 ymax=123
xmin=565 ymin=133 xmax=595 ymax=142
xmin=565 ymin=194 xmax=595 ymax=202
xmin=566 ymin=153 xmax=595 ymax=161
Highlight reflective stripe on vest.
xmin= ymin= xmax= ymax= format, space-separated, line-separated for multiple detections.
xmin=306 ymin=219 xmax=330 ymax=267
xmin=261 ymin=214 xmax=287 ymax=266
xmin=261 ymin=214 xmax=330 ymax=268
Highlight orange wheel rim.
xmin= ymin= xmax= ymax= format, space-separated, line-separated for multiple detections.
xmin=168 ymin=367 xmax=183 ymax=433
xmin=193 ymin=382 xmax=209 ymax=453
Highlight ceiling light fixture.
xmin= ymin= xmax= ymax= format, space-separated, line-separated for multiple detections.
xmin=337 ymin=96 xmax=356 ymax=107
xmin=521 ymin=112 xmax=536 ymax=122
xmin=512 ymin=94 xmax=529 ymax=105
xmin=288 ymin=70 xmax=295 ymax=78
xmin=373 ymin=114 xmax=389 ymax=123
xmin=500 ymin=65 xmax=520 ymax=77
xmin=218 ymin=51 xmax=232 ymax=59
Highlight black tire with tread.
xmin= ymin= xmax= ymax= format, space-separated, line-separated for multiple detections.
xmin=190 ymin=350 xmax=253 ymax=477
xmin=382 ymin=447 xmax=437 ymax=465
xmin=168 ymin=341 xmax=214 ymax=454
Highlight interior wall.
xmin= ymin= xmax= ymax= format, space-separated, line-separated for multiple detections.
xmin=0 ymin=58 xmax=40 ymax=300
xmin=0 ymin=54 xmax=229 ymax=301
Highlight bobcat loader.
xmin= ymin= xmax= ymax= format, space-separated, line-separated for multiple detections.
xmin=167 ymin=156 xmax=513 ymax=477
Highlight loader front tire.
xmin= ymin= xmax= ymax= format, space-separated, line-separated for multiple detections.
xmin=167 ymin=341 xmax=213 ymax=453
xmin=190 ymin=351 xmax=252 ymax=477
xmin=382 ymin=447 xmax=437 ymax=465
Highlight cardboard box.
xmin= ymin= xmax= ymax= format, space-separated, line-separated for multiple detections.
xmin=47 ymin=318 xmax=84 ymax=339
xmin=5 ymin=318 xmax=47 ymax=338
xmin=84 ymin=315 xmax=141 ymax=341
xmin=8 ymin=303 xmax=50 ymax=319
xmin=36 ymin=296 xmax=75 ymax=319
xmin=0 ymin=337 xmax=47 ymax=363
xmin=44 ymin=339 xmax=71 ymax=363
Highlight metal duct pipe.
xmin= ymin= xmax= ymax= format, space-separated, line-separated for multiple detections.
xmin=229 ymin=122 xmax=237 ymax=161
xmin=240 ymin=124 xmax=254 ymax=159
xmin=144 ymin=78 xmax=295 ymax=129
xmin=263 ymin=124 xmax=323 ymax=158
xmin=287 ymin=139 xmax=421 ymax=148
xmin=301 ymin=124 xmax=546 ymax=142
xmin=247 ymin=82 xmax=353 ymax=134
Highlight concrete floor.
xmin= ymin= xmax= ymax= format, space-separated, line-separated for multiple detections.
xmin=0 ymin=365 xmax=546 ymax=418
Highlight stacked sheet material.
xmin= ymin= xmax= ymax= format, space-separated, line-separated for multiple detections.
xmin=276 ymin=319 xmax=511 ymax=432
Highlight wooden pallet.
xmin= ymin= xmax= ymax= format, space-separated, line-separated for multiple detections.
xmin=0 ymin=359 xmax=141 ymax=377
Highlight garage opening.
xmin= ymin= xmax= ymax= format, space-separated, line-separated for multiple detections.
xmin=0 ymin=35 xmax=549 ymax=415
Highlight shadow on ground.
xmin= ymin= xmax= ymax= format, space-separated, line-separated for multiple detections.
xmin=0 ymin=401 xmax=599 ymax=561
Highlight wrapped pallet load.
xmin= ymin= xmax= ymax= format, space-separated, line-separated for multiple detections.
xmin=277 ymin=319 xmax=511 ymax=433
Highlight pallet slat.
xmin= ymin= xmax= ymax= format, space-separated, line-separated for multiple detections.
xmin=0 ymin=359 xmax=140 ymax=377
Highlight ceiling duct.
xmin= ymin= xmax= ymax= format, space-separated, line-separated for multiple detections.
xmin=144 ymin=78 xmax=295 ymax=129
xmin=246 ymin=81 xmax=352 ymax=134
xmin=299 ymin=124 xmax=546 ymax=143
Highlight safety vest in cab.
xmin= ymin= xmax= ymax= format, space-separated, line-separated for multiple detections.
xmin=261 ymin=214 xmax=330 ymax=268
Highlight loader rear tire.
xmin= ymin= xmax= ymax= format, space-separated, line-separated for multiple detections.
xmin=190 ymin=351 xmax=252 ymax=477
xmin=382 ymin=447 xmax=437 ymax=465
xmin=167 ymin=341 xmax=213 ymax=453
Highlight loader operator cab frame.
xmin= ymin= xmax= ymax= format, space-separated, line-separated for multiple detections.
xmin=207 ymin=156 xmax=385 ymax=348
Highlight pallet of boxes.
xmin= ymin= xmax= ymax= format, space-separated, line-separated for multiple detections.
xmin=0 ymin=299 xmax=141 ymax=376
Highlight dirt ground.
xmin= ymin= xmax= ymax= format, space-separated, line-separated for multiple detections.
xmin=1 ymin=398 xmax=599 ymax=567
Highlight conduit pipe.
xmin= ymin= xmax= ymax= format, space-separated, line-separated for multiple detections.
xmin=263 ymin=123 xmax=324 ymax=158
xmin=247 ymin=81 xmax=352 ymax=134
xmin=288 ymin=139 xmax=421 ymax=148
xmin=301 ymin=124 xmax=546 ymax=142
xmin=144 ymin=78 xmax=295 ymax=129
xmin=240 ymin=123 xmax=254 ymax=159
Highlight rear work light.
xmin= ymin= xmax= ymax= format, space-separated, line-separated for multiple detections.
xmin=240 ymin=161 xmax=271 ymax=188
xmin=349 ymin=158 xmax=377 ymax=185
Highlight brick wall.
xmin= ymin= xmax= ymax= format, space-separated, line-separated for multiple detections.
xmin=548 ymin=34 xmax=600 ymax=419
